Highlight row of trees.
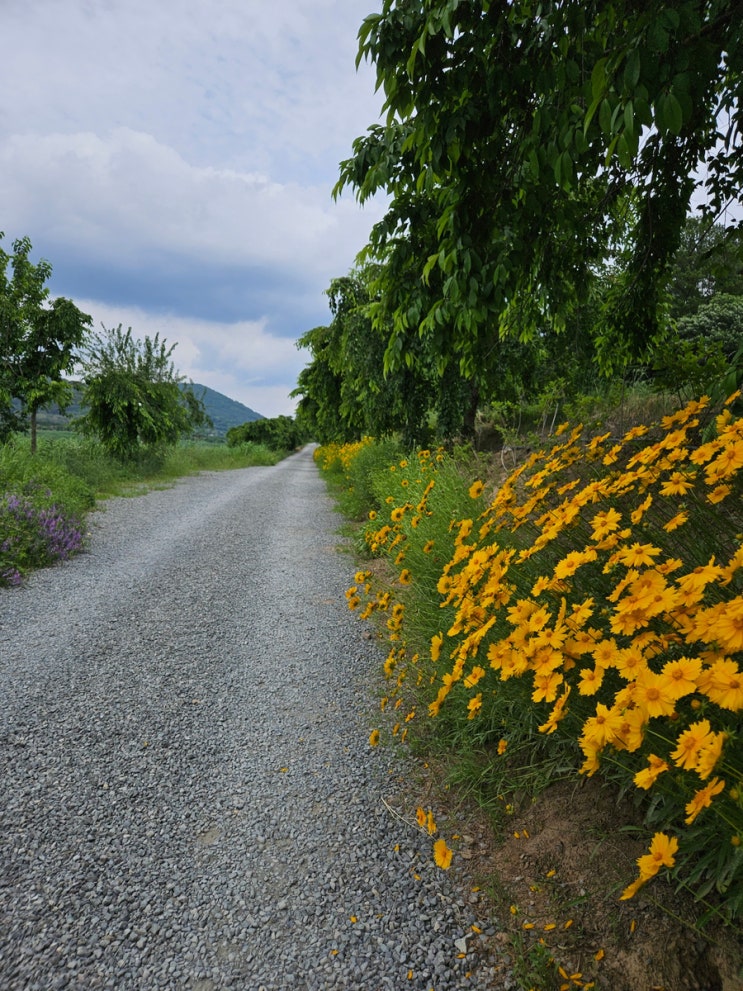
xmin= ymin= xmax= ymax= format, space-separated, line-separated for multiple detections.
xmin=226 ymin=414 xmax=307 ymax=452
xmin=0 ymin=234 xmax=209 ymax=459
xmin=294 ymin=217 xmax=743 ymax=445
xmin=293 ymin=0 xmax=742 ymax=444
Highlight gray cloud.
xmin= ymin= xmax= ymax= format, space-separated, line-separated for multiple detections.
xmin=0 ymin=0 xmax=384 ymax=416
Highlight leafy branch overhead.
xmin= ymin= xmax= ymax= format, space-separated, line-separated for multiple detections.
xmin=335 ymin=0 xmax=742 ymax=379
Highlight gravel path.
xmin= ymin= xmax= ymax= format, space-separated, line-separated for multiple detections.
xmin=0 ymin=448 xmax=501 ymax=991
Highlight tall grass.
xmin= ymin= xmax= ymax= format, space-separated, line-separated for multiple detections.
xmin=0 ymin=434 xmax=281 ymax=585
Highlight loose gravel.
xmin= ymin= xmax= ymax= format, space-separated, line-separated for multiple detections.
xmin=0 ymin=447 xmax=504 ymax=990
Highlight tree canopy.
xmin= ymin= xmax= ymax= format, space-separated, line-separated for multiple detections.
xmin=76 ymin=325 xmax=209 ymax=460
xmin=336 ymin=0 xmax=742 ymax=385
xmin=0 ymin=235 xmax=92 ymax=449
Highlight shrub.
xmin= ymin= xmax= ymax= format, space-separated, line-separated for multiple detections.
xmin=0 ymin=487 xmax=84 ymax=586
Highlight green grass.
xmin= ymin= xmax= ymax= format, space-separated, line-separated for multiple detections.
xmin=0 ymin=434 xmax=283 ymax=583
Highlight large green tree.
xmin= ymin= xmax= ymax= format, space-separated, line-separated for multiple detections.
xmin=336 ymin=0 xmax=742 ymax=386
xmin=0 ymin=235 xmax=92 ymax=450
xmin=76 ymin=324 xmax=209 ymax=460
xmin=293 ymin=269 xmax=465 ymax=445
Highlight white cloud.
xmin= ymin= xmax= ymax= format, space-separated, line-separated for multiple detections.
xmin=0 ymin=128 xmax=379 ymax=275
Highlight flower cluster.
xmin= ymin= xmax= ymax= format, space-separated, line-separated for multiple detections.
xmin=314 ymin=437 xmax=373 ymax=475
xmin=1 ymin=490 xmax=85 ymax=586
xmin=336 ymin=393 xmax=743 ymax=916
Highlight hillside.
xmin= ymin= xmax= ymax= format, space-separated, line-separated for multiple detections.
xmin=27 ymin=383 xmax=264 ymax=438
xmin=185 ymin=384 xmax=263 ymax=435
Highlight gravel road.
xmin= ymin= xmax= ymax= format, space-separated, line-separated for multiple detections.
xmin=0 ymin=447 xmax=502 ymax=991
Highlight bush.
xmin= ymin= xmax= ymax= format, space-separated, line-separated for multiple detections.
xmin=226 ymin=415 xmax=307 ymax=453
xmin=0 ymin=487 xmax=84 ymax=586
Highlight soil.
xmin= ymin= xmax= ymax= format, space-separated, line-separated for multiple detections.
xmin=391 ymin=761 xmax=743 ymax=991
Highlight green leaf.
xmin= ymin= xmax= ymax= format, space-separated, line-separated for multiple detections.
xmin=623 ymin=48 xmax=641 ymax=91
xmin=599 ymin=97 xmax=612 ymax=135
xmin=624 ymin=100 xmax=634 ymax=138
xmin=659 ymin=92 xmax=683 ymax=135
xmin=616 ymin=133 xmax=634 ymax=171
xmin=591 ymin=57 xmax=607 ymax=102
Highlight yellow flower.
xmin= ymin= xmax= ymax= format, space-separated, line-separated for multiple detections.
xmin=427 ymin=810 xmax=437 ymax=835
xmin=433 ymin=838 xmax=453 ymax=869
xmin=469 ymin=479 xmax=485 ymax=499
xmin=659 ymin=656 xmax=701 ymax=700
xmin=710 ymin=597 xmax=743 ymax=654
xmin=368 ymin=510 xmax=377 ymax=520
xmin=698 ymin=658 xmax=743 ymax=710
xmin=592 ymin=638 xmax=618 ymax=667
xmin=467 ymin=693 xmax=482 ymax=719
xmin=663 ymin=510 xmax=688 ymax=532
xmin=538 ymin=688 xmax=570 ymax=734
xmin=581 ymin=703 xmax=624 ymax=750
xmin=707 ymin=483 xmax=732 ymax=504
xmin=696 ymin=731 xmax=726 ymax=780
xmin=590 ymin=507 xmax=622 ymax=540
xmin=636 ymin=832 xmax=679 ymax=880
xmin=431 ymin=633 xmax=443 ymax=662
xmin=497 ymin=738 xmax=508 ymax=755
xmin=633 ymin=668 xmax=677 ymax=719
xmin=624 ymin=424 xmax=650 ymax=441
xmin=423 ymin=539 xmax=435 ymax=553
xmin=368 ymin=729 xmax=380 ymax=747
xmin=616 ymin=542 xmax=663 ymax=568
xmin=463 ymin=665 xmax=485 ymax=688
xmin=685 ymin=777 xmax=725 ymax=824
xmin=554 ymin=548 xmax=597 ymax=579
xmin=398 ymin=569 xmax=412 ymax=585
xmin=631 ymin=494 xmax=653 ymax=524
xmin=671 ymin=719 xmax=713 ymax=770
xmin=531 ymin=669 xmax=564 ymax=703
xmin=633 ymin=754 xmax=669 ymax=790
xmin=577 ymin=665 xmax=604 ymax=696
xmin=660 ymin=471 xmax=695 ymax=496
xmin=416 ymin=807 xmax=427 ymax=828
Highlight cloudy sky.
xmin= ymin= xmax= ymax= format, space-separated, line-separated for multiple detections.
xmin=0 ymin=0 xmax=387 ymax=417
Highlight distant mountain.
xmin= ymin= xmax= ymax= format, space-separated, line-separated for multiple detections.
xmin=24 ymin=382 xmax=264 ymax=438
xmin=185 ymin=384 xmax=264 ymax=435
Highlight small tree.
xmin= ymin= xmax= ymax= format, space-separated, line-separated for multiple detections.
xmin=0 ymin=234 xmax=92 ymax=450
xmin=76 ymin=324 xmax=209 ymax=460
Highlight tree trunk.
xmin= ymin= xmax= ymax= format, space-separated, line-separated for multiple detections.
xmin=462 ymin=381 xmax=479 ymax=442
xmin=30 ymin=408 xmax=37 ymax=454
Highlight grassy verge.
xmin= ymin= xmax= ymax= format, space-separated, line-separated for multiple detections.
xmin=316 ymin=392 xmax=743 ymax=991
xmin=0 ymin=433 xmax=283 ymax=586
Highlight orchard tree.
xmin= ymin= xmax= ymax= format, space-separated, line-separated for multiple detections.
xmin=336 ymin=0 xmax=742 ymax=388
xmin=76 ymin=325 xmax=209 ymax=460
xmin=0 ymin=235 xmax=92 ymax=450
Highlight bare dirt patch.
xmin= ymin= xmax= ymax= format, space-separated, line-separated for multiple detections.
xmin=392 ymin=759 xmax=743 ymax=991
